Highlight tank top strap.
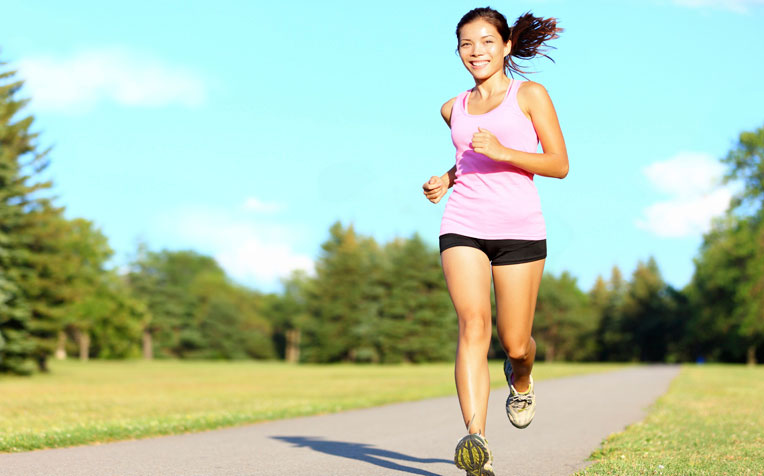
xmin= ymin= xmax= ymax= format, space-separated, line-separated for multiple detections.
xmin=503 ymin=79 xmax=521 ymax=107
xmin=458 ymin=89 xmax=471 ymax=114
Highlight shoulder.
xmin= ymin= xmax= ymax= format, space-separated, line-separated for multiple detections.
xmin=441 ymin=96 xmax=458 ymax=127
xmin=517 ymin=81 xmax=550 ymax=101
xmin=516 ymin=81 xmax=553 ymax=117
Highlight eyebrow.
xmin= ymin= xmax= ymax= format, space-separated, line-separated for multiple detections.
xmin=460 ymin=35 xmax=497 ymax=42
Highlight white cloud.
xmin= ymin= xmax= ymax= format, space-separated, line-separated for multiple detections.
xmin=638 ymin=188 xmax=732 ymax=237
xmin=637 ymin=152 xmax=733 ymax=238
xmin=17 ymin=47 xmax=207 ymax=113
xmin=643 ymin=151 xmax=725 ymax=197
xmin=243 ymin=197 xmax=285 ymax=213
xmin=671 ymin=0 xmax=764 ymax=13
xmin=156 ymin=204 xmax=313 ymax=290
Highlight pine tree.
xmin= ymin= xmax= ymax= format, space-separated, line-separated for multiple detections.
xmin=621 ymin=257 xmax=674 ymax=362
xmin=534 ymin=271 xmax=595 ymax=361
xmin=593 ymin=266 xmax=628 ymax=361
xmin=376 ymin=234 xmax=454 ymax=363
xmin=302 ymin=222 xmax=383 ymax=362
xmin=0 ymin=62 xmax=49 ymax=374
xmin=23 ymin=203 xmax=76 ymax=370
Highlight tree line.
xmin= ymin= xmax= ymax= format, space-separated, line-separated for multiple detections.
xmin=1 ymin=62 xmax=763 ymax=375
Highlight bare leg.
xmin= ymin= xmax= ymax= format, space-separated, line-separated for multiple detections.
xmin=493 ymin=259 xmax=545 ymax=393
xmin=442 ymin=246 xmax=492 ymax=435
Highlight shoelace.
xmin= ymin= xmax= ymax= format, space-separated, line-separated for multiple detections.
xmin=510 ymin=392 xmax=534 ymax=409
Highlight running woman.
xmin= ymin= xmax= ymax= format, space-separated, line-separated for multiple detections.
xmin=422 ymin=7 xmax=567 ymax=476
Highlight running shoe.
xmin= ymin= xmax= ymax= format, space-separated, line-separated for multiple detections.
xmin=505 ymin=369 xmax=536 ymax=429
xmin=480 ymin=459 xmax=496 ymax=476
xmin=454 ymin=432 xmax=493 ymax=475
xmin=503 ymin=358 xmax=513 ymax=386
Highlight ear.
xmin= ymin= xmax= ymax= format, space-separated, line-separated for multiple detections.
xmin=504 ymin=40 xmax=512 ymax=58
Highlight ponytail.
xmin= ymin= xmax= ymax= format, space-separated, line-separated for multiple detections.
xmin=456 ymin=7 xmax=562 ymax=76
xmin=507 ymin=13 xmax=562 ymax=75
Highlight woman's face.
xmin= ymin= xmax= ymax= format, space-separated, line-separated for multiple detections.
xmin=457 ymin=20 xmax=511 ymax=80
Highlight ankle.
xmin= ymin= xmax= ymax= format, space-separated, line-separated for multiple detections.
xmin=512 ymin=375 xmax=530 ymax=393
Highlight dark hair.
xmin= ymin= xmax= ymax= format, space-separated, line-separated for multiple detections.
xmin=456 ymin=7 xmax=562 ymax=76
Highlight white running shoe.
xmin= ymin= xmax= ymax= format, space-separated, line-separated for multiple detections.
xmin=504 ymin=360 xmax=536 ymax=429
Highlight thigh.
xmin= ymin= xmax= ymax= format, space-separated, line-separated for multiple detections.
xmin=441 ymin=246 xmax=492 ymax=322
xmin=493 ymin=259 xmax=546 ymax=343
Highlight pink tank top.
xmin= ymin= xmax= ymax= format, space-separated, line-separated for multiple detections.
xmin=440 ymin=80 xmax=546 ymax=240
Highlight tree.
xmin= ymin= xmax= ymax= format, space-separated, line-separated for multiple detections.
xmin=264 ymin=270 xmax=311 ymax=363
xmin=301 ymin=222 xmax=383 ymax=362
xmin=723 ymin=125 xmax=764 ymax=216
xmin=188 ymin=270 xmax=274 ymax=359
xmin=688 ymin=214 xmax=763 ymax=363
xmin=0 ymin=61 xmax=53 ymax=374
xmin=22 ymin=210 xmax=110 ymax=369
xmin=534 ymin=271 xmax=595 ymax=361
xmin=722 ymin=125 xmax=764 ymax=363
xmin=592 ymin=266 xmax=628 ymax=361
xmin=127 ymin=248 xmax=216 ymax=358
xmin=687 ymin=125 xmax=764 ymax=364
xmin=375 ymin=234 xmax=455 ymax=363
xmin=127 ymin=247 xmax=274 ymax=359
xmin=296 ymin=224 xmax=457 ymax=363
xmin=620 ymin=257 xmax=681 ymax=362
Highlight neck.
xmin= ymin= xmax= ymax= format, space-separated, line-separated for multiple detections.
xmin=473 ymin=71 xmax=510 ymax=98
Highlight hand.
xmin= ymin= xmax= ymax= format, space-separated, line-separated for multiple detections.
xmin=471 ymin=127 xmax=505 ymax=161
xmin=422 ymin=175 xmax=447 ymax=204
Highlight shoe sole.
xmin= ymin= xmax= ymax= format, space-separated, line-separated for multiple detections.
xmin=454 ymin=435 xmax=489 ymax=473
xmin=508 ymin=417 xmax=532 ymax=429
xmin=506 ymin=395 xmax=534 ymax=429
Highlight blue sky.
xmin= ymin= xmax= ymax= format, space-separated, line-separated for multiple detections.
xmin=2 ymin=0 xmax=763 ymax=292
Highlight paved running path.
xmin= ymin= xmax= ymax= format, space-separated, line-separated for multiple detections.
xmin=0 ymin=365 xmax=678 ymax=476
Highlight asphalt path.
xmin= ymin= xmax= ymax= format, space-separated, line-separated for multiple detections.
xmin=0 ymin=365 xmax=679 ymax=476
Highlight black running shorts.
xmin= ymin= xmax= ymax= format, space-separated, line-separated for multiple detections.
xmin=439 ymin=233 xmax=547 ymax=266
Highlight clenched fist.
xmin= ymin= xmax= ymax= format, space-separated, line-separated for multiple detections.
xmin=471 ymin=127 xmax=505 ymax=161
xmin=422 ymin=175 xmax=448 ymax=204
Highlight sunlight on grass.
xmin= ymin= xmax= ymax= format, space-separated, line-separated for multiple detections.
xmin=577 ymin=365 xmax=764 ymax=476
xmin=0 ymin=360 xmax=622 ymax=452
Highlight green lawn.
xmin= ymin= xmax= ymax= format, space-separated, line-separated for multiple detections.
xmin=577 ymin=364 xmax=764 ymax=476
xmin=0 ymin=359 xmax=621 ymax=453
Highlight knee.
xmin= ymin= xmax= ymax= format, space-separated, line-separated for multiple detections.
xmin=458 ymin=313 xmax=491 ymax=346
xmin=507 ymin=341 xmax=531 ymax=361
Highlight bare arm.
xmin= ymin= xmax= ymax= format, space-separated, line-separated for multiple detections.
xmin=471 ymin=82 xmax=569 ymax=179
xmin=440 ymin=165 xmax=456 ymax=188
xmin=438 ymin=98 xmax=458 ymax=187
xmin=423 ymin=98 xmax=458 ymax=203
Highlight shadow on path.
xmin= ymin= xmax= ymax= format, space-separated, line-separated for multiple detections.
xmin=271 ymin=436 xmax=451 ymax=476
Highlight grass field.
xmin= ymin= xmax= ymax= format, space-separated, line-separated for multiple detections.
xmin=0 ymin=359 xmax=622 ymax=453
xmin=577 ymin=364 xmax=764 ymax=476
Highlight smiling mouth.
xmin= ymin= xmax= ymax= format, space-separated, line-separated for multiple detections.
xmin=471 ymin=61 xmax=489 ymax=69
